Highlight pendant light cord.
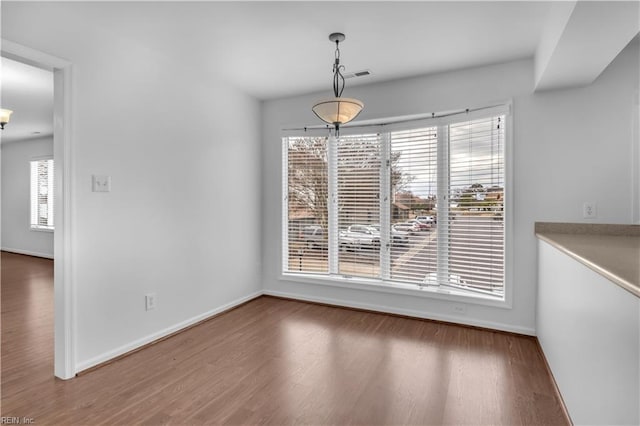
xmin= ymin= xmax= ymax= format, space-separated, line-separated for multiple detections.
xmin=333 ymin=40 xmax=345 ymax=98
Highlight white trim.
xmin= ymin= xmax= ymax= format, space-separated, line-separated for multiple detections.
xmin=503 ymin=106 xmax=515 ymax=309
xmin=328 ymin=135 xmax=338 ymax=274
xmin=281 ymin=138 xmax=289 ymax=273
xmin=1 ymin=39 xmax=75 ymax=380
xmin=30 ymin=226 xmax=54 ymax=233
xmin=379 ymin=132 xmax=391 ymax=280
xmin=632 ymin=93 xmax=639 ymax=224
xmin=279 ymin=272 xmax=509 ymax=309
xmin=30 ymin=154 xmax=54 ymax=161
xmin=57 ymin=63 xmax=76 ymax=380
xmin=1 ymin=247 xmax=54 ymax=259
xmin=264 ymin=289 xmax=534 ymax=336
xmin=1 ymin=39 xmax=70 ymax=69
xmin=436 ymin=123 xmax=450 ymax=288
xmin=75 ymin=291 xmax=264 ymax=373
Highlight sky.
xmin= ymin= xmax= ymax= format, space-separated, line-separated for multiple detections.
xmin=396 ymin=116 xmax=505 ymax=198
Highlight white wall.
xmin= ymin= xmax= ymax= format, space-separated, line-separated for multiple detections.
xmin=538 ymin=240 xmax=639 ymax=425
xmin=261 ymin=40 xmax=639 ymax=334
xmin=2 ymin=3 xmax=263 ymax=371
xmin=3 ymin=1 xmax=638 ymax=373
xmin=1 ymin=137 xmax=54 ymax=258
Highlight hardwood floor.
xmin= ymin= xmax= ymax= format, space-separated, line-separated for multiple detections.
xmin=1 ymin=251 xmax=569 ymax=425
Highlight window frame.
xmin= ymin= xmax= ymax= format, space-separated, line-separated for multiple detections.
xmin=30 ymin=157 xmax=55 ymax=232
xmin=281 ymin=103 xmax=513 ymax=309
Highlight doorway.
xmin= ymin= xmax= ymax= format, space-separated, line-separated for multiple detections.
xmin=1 ymin=40 xmax=74 ymax=379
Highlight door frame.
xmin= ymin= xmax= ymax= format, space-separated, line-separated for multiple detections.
xmin=1 ymin=39 xmax=76 ymax=379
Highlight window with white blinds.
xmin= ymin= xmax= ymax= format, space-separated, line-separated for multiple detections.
xmin=336 ymin=134 xmax=381 ymax=279
xmin=283 ymin=107 xmax=507 ymax=300
xmin=389 ymin=127 xmax=438 ymax=284
xmin=30 ymin=158 xmax=54 ymax=231
xmin=285 ymin=137 xmax=329 ymax=273
xmin=447 ymin=117 xmax=505 ymax=294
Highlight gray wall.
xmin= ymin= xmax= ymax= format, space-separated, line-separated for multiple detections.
xmin=1 ymin=137 xmax=54 ymax=258
xmin=261 ymin=41 xmax=639 ymax=334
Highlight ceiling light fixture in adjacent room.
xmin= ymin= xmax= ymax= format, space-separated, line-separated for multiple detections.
xmin=0 ymin=109 xmax=13 ymax=130
xmin=312 ymin=33 xmax=364 ymax=135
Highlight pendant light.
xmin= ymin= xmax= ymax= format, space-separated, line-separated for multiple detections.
xmin=312 ymin=33 xmax=364 ymax=135
xmin=0 ymin=109 xmax=13 ymax=130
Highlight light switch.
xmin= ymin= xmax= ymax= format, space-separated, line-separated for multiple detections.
xmin=92 ymin=175 xmax=111 ymax=192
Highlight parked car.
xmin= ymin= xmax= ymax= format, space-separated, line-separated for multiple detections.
xmin=370 ymin=224 xmax=410 ymax=247
xmin=408 ymin=219 xmax=430 ymax=231
xmin=416 ymin=215 xmax=436 ymax=224
xmin=339 ymin=224 xmax=380 ymax=252
xmin=300 ymin=225 xmax=327 ymax=250
xmin=390 ymin=226 xmax=409 ymax=247
xmin=393 ymin=222 xmax=418 ymax=233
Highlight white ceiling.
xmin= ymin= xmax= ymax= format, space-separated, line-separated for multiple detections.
xmin=1 ymin=1 xmax=638 ymax=143
xmin=71 ymin=1 xmax=554 ymax=99
xmin=213 ymin=1 xmax=554 ymax=99
xmin=0 ymin=57 xmax=53 ymax=144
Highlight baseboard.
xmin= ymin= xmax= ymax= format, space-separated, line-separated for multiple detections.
xmin=75 ymin=287 xmax=535 ymax=374
xmin=534 ymin=337 xmax=573 ymax=425
xmin=75 ymin=290 xmax=264 ymax=374
xmin=1 ymin=247 xmax=54 ymax=259
xmin=263 ymin=289 xmax=536 ymax=336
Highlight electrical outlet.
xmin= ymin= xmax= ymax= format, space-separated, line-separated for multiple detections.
xmin=145 ymin=293 xmax=157 ymax=311
xmin=452 ymin=304 xmax=467 ymax=315
xmin=92 ymin=175 xmax=111 ymax=192
xmin=583 ymin=202 xmax=597 ymax=219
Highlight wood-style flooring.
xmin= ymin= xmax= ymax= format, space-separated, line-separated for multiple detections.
xmin=1 ymin=251 xmax=569 ymax=425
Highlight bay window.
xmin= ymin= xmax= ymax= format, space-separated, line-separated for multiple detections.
xmin=283 ymin=105 xmax=508 ymax=300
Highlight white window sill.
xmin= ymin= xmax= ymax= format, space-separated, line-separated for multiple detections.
xmin=279 ymin=272 xmax=511 ymax=309
xmin=30 ymin=226 xmax=54 ymax=233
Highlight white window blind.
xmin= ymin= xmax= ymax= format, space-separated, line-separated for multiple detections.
xmin=389 ymin=127 xmax=438 ymax=284
xmin=283 ymin=107 xmax=507 ymax=299
xmin=30 ymin=158 xmax=54 ymax=230
xmin=284 ymin=137 xmax=329 ymax=274
xmin=336 ymin=133 xmax=381 ymax=279
xmin=447 ymin=116 xmax=504 ymax=293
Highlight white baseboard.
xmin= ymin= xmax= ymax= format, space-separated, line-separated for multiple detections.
xmin=264 ymin=289 xmax=536 ymax=336
xmin=75 ymin=290 xmax=264 ymax=373
xmin=75 ymin=287 xmax=535 ymax=373
xmin=1 ymin=247 xmax=54 ymax=259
